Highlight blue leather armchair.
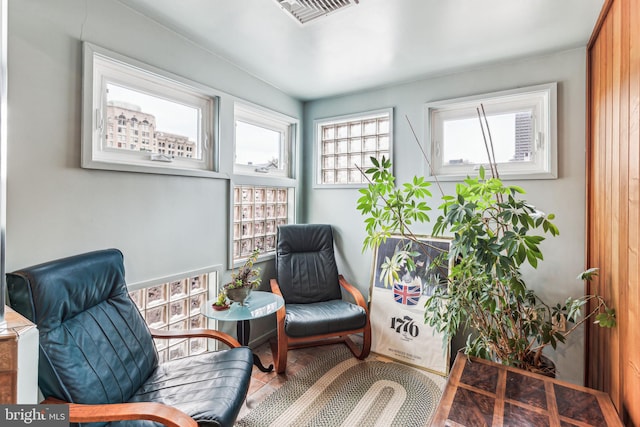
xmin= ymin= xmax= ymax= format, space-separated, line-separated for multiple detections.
xmin=7 ymin=249 xmax=253 ymax=427
xmin=270 ymin=224 xmax=371 ymax=374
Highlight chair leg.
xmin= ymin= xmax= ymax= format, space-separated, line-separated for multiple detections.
xmin=345 ymin=323 xmax=371 ymax=360
xmin=270 ymin=296 xmax=289 ymax=374
xmin=270 ymin=330 xmax=288 ymax=374
xmin=361 ymin=321 xmax=371 ymax=359
xmin=344 ymin=335 xmax=370 ymax=360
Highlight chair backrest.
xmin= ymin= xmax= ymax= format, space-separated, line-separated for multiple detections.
xmin=7 ymin=249 xmax=158 ymax=405
xmin=275 ymin=224 xmax=342 ymax=304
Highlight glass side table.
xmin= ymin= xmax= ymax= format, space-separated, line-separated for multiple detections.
xmin=202 ymin=290 xmax=284 ymax=372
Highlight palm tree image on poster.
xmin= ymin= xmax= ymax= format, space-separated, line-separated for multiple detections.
xmin=369 ymin=235 xmax=452 ymax=375
xmin=372 ymin=236 xmax=451 ymax=304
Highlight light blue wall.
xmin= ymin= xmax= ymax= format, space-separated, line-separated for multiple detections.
xmin=7 ymin=0 xmax=302 ymax=340
xmin=8 ymin=0 xmax=590 ymax=384
xmin=303 ymin=48 xmax=588 ymax=384
xmin=7 ymin=0 xmax=301 ymax=274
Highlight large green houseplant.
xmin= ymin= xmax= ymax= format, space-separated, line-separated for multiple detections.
xmin=357 ymin=125 xmax=615 ymax=375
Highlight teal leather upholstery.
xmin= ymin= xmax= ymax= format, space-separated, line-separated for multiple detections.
xmin=275 ymin=224 xmax=342 ymax=304
xmin=271 ymin=224 xmax=370 ymax=372
xmin=7 ymin=249 xmax=252 ymax=427
xmin=275 ymin=224 xmax=367 ymax=335
xmin=283 ymin=300 xmax=367 ymax=337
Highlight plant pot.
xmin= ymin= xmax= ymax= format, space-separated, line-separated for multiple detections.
xmin=225 ymin=287 xmax=252 ymax=306
xmin=534 ymin=354 xmax=556 ymax=378
xmin=521 ymin=352 xmax=556 ymax=378
xmin=211 ymin=303 xmax=230 ymax=311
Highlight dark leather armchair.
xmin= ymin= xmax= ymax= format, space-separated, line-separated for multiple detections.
xmin=7 ymin=249 xmax=252 ymax=427
xmin=270 ymin=224 xmax=371 ymax=374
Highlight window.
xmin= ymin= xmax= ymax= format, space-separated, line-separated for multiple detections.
xmin=234 ymin=103 xmax=296 ymax=178
xmin=129 ymin=269 xmax=218 ymax=363
xmin=232 ymin=185 xmax=293 ymax=263
xmin=425 ymin=83 xmax=557 ymax=180
xmin=231 ymin=103 xmax=298 ymax=265
xmin=314 ymin=108 xmax=393 ymax=187
xmin=82 ymin=43 xmax=224 ymax=178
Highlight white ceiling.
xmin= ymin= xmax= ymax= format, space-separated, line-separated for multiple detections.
xmin=117 ymin=0 xmax=604 ymax=101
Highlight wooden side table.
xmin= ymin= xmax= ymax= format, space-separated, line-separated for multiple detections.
xmin=431 ymin=352 xmax=622 ymax=427
xmin=0 ymin=326 xmax=17 ymax=403
xmin=0 ymin=306 xmax=38 ymax=404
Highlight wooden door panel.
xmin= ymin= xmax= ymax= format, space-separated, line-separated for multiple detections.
xmin=587 ymin=0 xmax=640 ymax=425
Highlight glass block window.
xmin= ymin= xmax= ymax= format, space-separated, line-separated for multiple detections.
xmin=129 ymin=273 xmax=211 ymax=363
xmin=233 ymin=185 xmax=292 ymax=262
xmin=315 ymin=108 xmax=393 ymax=187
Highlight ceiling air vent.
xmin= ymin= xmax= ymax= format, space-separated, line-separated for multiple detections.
xmin=275 ymin=0 xmax=359 ymax=25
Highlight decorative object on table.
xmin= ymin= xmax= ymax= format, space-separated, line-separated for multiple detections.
xmin=270 ymin=224 xmax=371 ymax=374
xmin=211 ymin=291 xmax=230 ymax=311
xmin=224 ymin=248 xmax=261 ymax=306
xmin=356 ymin=112 xmax=616 ymax=376
xmin=236 ymin=345 xmax=443 ymax=427
xmin=369 ymin=234 xmax=452 ymax=375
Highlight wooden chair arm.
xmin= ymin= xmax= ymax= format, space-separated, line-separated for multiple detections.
xmin=270 ymin=279 xmax=286 ymax=321
xmin=149 ymin=328 xmax=242 ymax=348
xmin=270 ymin=278 xmax=283 ymax=297
xmin=272 ymin=276 xmax=368 ymax=312
xmin=44 ymin=398 xmax=197 ymax=427
xmin=338 ymin=275 xmax=368 ymax=311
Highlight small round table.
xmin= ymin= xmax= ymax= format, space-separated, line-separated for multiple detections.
xmin=202 ymin=290 xmax=284 ymax=372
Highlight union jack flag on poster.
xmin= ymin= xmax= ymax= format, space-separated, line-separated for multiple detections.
xmin=393 ymin=282 xmax=421 ymax=305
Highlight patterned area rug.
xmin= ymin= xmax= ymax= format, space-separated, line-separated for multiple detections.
xmin=236 ymin=347 xmax=443 ymax=427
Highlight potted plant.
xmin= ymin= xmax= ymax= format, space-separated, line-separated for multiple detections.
xmin=212 ymin=290 xmax=230 ymax=311
xmin=224 ymin=248 xmax=262 ymax=306
xmin=356 ymin=123 xmax=615 ymax=376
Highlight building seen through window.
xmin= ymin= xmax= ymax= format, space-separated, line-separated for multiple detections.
xmin=105 ymin=101 xmax=197 ymax=159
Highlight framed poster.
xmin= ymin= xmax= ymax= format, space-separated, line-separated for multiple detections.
xmin=369 ymin=235 xmax=452 ymax=376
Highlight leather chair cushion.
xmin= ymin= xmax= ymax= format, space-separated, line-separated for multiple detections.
xmin=284 ymin=300 xmax=367 ymax=338
xmin=276 ymin=224 xmax=342 ymax=304
xmin=128 ymin=348 xmax=253 ymax=427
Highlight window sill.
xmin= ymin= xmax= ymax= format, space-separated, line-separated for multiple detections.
xmin=82 ymin=158 xmax=229 ymax=180
xmin=426 ymin=170 xmax=557 ymax=181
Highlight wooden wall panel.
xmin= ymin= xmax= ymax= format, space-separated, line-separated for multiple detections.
xmin=616 ymin=1 xmax=630 ymax=422
xmin=587 ymin=0 xmax=640 ymax=425
xmin=628 ymin=0 xmax=640 ymax=422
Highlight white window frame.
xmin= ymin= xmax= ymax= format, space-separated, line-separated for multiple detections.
xmin=424 ymin=83 xmax=557 ymax=181
xmin=82 ymin=42 xmax=224 ymax=178
xmin=234 ymin=102 xmax=296 ymax=179
xmin=314 ymin=108 xmax=393 ymax=188
xmin=230 ymin=102 xmax=299 ymax=268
